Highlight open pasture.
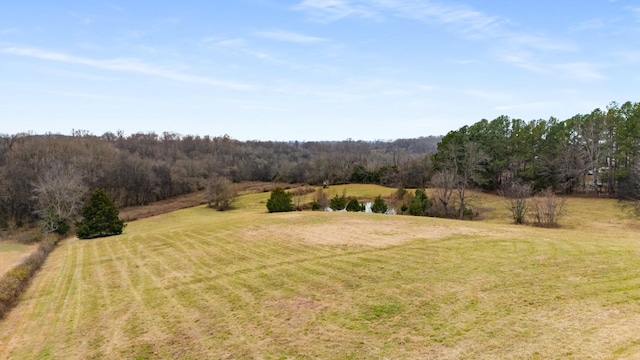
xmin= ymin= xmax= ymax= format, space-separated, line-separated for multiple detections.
xmin=2 ymin=186 xmax=640 ymax=359
xmin=0 ymin=242 xmax=37 ymax=278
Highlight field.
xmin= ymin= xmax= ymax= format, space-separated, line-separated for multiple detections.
xmin=2 ymin=185 xmax=640 ymax=359
xmin=0 ymin=242 xmax=37 ymax=277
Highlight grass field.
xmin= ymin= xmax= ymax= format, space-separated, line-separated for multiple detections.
xmin=0 ymin=242 xmax=37 ymax=277
xmin=2 ymin=185 xmax=640 ymax=359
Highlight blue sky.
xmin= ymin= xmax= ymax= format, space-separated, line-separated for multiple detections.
xmin=1 ymin=1 xmax=639 ymax=141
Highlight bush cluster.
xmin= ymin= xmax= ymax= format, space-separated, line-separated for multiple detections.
xmin=397 ymin=188 xmax=476 ymax=219
xmin=0 ymin=236 xmax=59 ymax=319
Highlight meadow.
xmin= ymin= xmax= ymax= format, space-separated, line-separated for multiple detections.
xmin=0 ymin=242 xmax=37 ymax=278
xmin=1 ymin=185 xmax=640 ymax=359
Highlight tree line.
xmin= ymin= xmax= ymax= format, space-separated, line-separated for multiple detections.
xmin=2 ymin=99 xmax=640 ymax=231
xmin=0 ymin=132 xmax=439 ymax=230
xmin=434 ymin=101 xmax=640 ymax=196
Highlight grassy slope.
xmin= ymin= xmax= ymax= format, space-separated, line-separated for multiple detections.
xmin=2 ymin=186 xmax=640 ymax=359
xmin=0 ymin=242 xmax=37 ymax=277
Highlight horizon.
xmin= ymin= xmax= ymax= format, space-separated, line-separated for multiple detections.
xmin=2 ymin=128 xmax=444 ymax=143
xmin=1 ymin=1 xmax=639 ymax=141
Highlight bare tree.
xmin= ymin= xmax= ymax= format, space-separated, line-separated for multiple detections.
xmin=501 ymin=182 xmax=531 ymax=224
xmin=32 ymin=162 xmax=87 ymax=234
xmin=577 ymin=110 xmax=606 ymax=194
xmin=291 ymin=185 xmax=313 ymax=210
xmin=431 ymin=169 xmax=457 ymax=216
xmin=205 ymin=177 xmax=237 ymax=211
xmin=455 ymin=142 xmax=485 ymax=219
xmin=313 ymin=187 xmax=329 ymax=210
xmin=617 ymin=161 xmax=640 ymax=216
xmin=530 ymin=188 xmax=566 ymax=227
xmin=432 ymin=142 xmax=485 ymax=219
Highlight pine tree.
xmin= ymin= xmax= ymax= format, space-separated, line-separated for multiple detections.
xmin=266 ymin=188 xmax=293 ymax=213
xmin=371 ymin=195 xmax=388 ymax=214
xmin=76 ymin=189 xmax=125 ymax=239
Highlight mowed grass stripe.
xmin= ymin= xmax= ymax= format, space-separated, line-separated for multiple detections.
xmin=4 ymin=189 xmax=640 ymax=358
xmin=109 ymin=235 xmax=214 ymax=358
xmin=114 ymin=234 xmax=240 ymax=359
xmin=99 ymin=235 xmax=183 ymax=359
xmin=0 ymin=241 xmax=78 ymax=358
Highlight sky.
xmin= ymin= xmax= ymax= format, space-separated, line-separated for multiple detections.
xmin=1 ymin=1 xmax=639 ymax=141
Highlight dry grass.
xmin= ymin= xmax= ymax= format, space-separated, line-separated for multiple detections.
xmin=118 ymin=181 xmax=299 ymax=222
xmin=0 ymin=242 xmax=37 ymax=277
xmin=2 ymin=185 xmax=640 ymax=359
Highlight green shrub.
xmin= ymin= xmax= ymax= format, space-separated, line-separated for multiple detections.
xmin=346 ymin=198 xmax=362 ymax=212
xmin=371 ymin=196 xmax=388 ymax=214
xmin=330 ymin=194 xmax=347 ymax=211
xmin=408 ymin=189 xmax=432 ymax=216
xmin=266 ymin=188 xmax=294 ymax=213
xmin=76 ymin=189 xmax=126 ymax=239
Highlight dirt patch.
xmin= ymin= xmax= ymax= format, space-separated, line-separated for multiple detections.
xmin=242 ymin=214 xmax=489 ymax=247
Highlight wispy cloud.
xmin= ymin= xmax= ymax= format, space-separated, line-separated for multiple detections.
xmin=0 ymin=28 xmax=20 ymax=34
xmin=553 ymin=63 xmax=607 ymax=81
xmin=499 ymin=51 xmax=546 ymax=73
xmin=105 ymin=2 xmax=124 ymax=12
xmin=1 ymin=47 xmax=255 ymax=90
xmin=295 ymin=0 xmax=580 ymax=77
xmin=295 ymin=0 xmax=503 ymax=34
xmin=506 ymin=34 xmax=575 ymax=52
xmin=500 ymin=52 xmax=607 ymax=81
xmin=210 ymin=37 xmax=287 ymax=63
xmin=255 ymin=30 xmax=327 ymax=43
xmin=46 ymin=90 xmax=114 ymax=100
xmin=495 ymin=101 xmax=558 ymax=111
xmin=452 ymin=59 xmax=475 ymax=65
xmin=628 ymin=6 xmax=640 ymax=21
xmin=39 ymin=68 xmax=119 ymax=82
xmin=570 ymin=18 xmax=607 ymax=32
xmin=69 ymin=12 xmax=93 ymax=25
xmin=206 ymin=37 xmax=332 ymax=71
xmin=615 ymin=50 xmax=640 ymax=63
xmin=373 ymin=0 xmax=503 ymax=34
xmin=294 ymin=0 xmax=380 ymax=22
xmin=207 ymin=38 xmax=247 ymax=47
xmin=270 ymin=77 xmax=434 ymax=103
xmin=464 ymin=88 xmax=511 ymax=103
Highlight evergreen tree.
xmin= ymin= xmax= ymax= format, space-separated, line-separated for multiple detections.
xmin=266 ymin=188 xmax=293 ymax=213
xmin=330 ymin=194 xmax=347 ymax=211
xmin=345 ymin=198 xmax=362 ymax=212
xmin=408 ymin=189 xmax=431 ymax=216
xmin=371 ymin=195 xmax=388 ymax=214
xmin=76 ymin=189 xmax=125 ymax=239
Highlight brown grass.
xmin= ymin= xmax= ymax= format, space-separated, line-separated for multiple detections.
xmin=0 ymin=242 xmax=37 ymax=277
xmin=118 ymin=181 xmax=300 ymax=222
xmin=2 ymin=186 xmax=640 ymax=358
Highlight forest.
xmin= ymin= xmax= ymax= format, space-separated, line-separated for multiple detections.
xmin=1 ymin=100 xmax=640 ymax=231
